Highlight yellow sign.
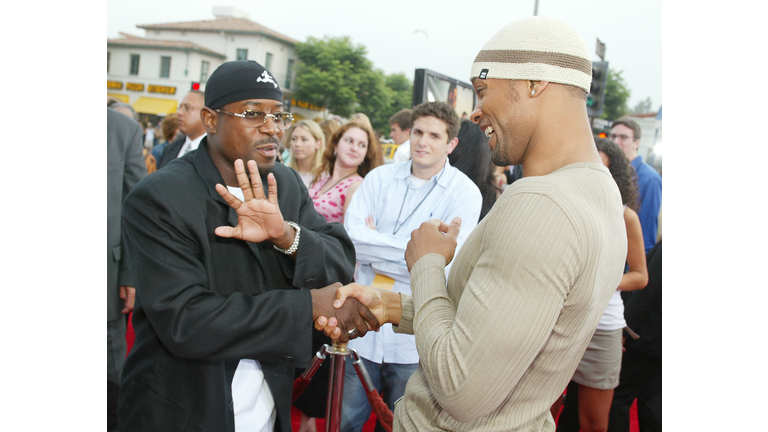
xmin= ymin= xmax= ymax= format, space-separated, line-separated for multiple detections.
xmin=148 ymin=84 xmax=177 ymax=95
xmin=370 ymin=274 xmax=395 ymax=291
xmin=291 ymin=98 xmax=322 ymax=111
xmin=107 ymin=80 xmax=123 ymax=90
xmin=126 ymin=82 xmax=144 ymax=92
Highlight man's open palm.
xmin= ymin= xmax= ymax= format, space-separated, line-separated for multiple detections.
xmin=215 ymin=159 xmax=286 ymax=243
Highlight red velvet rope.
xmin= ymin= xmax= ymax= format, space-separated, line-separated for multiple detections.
xmin=365 ymin=389 xmax=393 ymax=432
xmin=292 ymin=376 xmax=311 ymax=402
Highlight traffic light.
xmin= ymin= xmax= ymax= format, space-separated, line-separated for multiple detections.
xmin=191 ymin=82 xmax=201 ymax=91
xmin=587 ymin=61 xmax=608 ymax=118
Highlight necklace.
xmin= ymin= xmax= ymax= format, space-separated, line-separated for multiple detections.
xmin=392 ymin=164 xmax=446 ymax=235
xmin=313 ymin=171 xmax=357 ymax=199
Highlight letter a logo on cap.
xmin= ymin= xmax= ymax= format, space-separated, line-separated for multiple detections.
xmin=257 ymin=70 xmax=278 ymax=88
xmin=479 ymin=69 xmax=489 ymax=79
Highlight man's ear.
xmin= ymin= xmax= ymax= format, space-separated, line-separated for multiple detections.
xmin=201 ymin=107 xmax=218 ymax=134
xmin=446 ymin=137 xmax=459 ymax=155
xmin=529 ymin=80 xmax=550 ymax=97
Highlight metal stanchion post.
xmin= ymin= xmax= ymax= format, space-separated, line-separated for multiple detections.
xmin=324 ymin=341 xmax=351 ymax=432
xmin=293 ymin=337 xmax=392 ymax=432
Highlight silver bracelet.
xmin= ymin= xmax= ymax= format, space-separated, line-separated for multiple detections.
xmin=273 ymin=221 xmax=300 ymax=255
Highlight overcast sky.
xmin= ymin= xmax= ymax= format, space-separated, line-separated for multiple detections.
xmin=107 ymin=0 xmax=661 ymax=111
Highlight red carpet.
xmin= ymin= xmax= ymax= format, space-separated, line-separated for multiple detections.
xmin=291 ymin=405 xmax=379 ymax=432
xmin=126 ymin=315 xmax=639 ymax=432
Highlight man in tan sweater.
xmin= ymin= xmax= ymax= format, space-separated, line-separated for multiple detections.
xmin=317 ymin=16 xmax=628 ymax=432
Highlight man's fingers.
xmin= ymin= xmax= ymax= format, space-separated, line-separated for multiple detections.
xmin=446 ymin=217 xmax=462 ymax=240
xmin=266 ymin=173 xmax=278 ymax=205
xmin=247 ymin=160 xmax=266 ymax=200
xmin=365 ymin=215 xmax=376 ymax=230
xmin=215 ymin=184 xmax=242 ymax=210
xmin=214 ymin=225 xmax=240 ymax=238
xmin=359 ymin=303 xmax=379 ymax=332
xmin=333 ymin=285 xmax=354 ymax=309
xmin=234 ymin=159 xmax=255 ymax=201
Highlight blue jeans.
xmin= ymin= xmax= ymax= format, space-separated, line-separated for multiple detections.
xmin=339 ymin=357 xmax=418 ymax=432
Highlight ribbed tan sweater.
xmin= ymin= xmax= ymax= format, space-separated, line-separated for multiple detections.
xmin=392 ymin=162 xmax=627 ymax=431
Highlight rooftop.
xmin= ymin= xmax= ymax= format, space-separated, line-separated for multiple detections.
xmin=107 ymin=33 xmax=227 ymax=59
xmin=136 ymin=17 xmax=299 ymax=45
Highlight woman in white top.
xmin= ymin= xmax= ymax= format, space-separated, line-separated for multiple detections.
xmin=556 ymin=138 xmax=649 ymax=432
xmin=284 ymin=120 xmax=325 ymax=189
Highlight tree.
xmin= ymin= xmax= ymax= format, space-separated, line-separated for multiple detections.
xmin=293 ymin=36 xmax=413 ymax=136
xmin=294 ymin=36 xmax=385 ymax=119
xmin=600 ymin=70 xmax=631 ymax=120
xmin=632 ymin=97 xmax=653 ymax=114
xmin=363 ymin=72 xmax=413 ymax=137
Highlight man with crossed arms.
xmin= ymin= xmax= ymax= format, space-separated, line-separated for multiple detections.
xmin=339 ymin=101 xmax=481 ymax=431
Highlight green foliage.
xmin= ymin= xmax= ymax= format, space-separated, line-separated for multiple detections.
xmin=293 ymin=36 xmax=413 ymax=136
xmin=600 ymin=70 xmax=631 ymax=121
xmin=364 ymin=72 xmax=413 ymax=137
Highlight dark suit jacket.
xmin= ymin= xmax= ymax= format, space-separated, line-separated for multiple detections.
xmin=118 ymin=138 xmax=356 ymax=432
xmin=107 ymin=107 xmax=147 ymax=322
xmin=156 ymin=134 xmax=186 ymax=169
xmin=623 ymin=240 xmax=662 ymax=360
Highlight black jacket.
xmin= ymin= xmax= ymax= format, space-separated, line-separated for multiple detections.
xmin=118 ymin=138 xmax=356 ymax=432
xmin=156 ymin=134 xmax=186 ymax=169
xmin=623 ymin=240 xmax=662 ymax=360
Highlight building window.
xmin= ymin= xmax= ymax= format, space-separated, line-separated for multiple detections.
xmin=160 ymin=56 xmax=171 ymax=78
xmin=107 ymin=52 xmax=111 ymax=73
xmin=201 ymin=61 xmax=210 ymax=83
xmin=265 ymin=52 xmax=273 ymax=70
xmin=130 ymin=54 xmax=140 ymax=75
xmin=285 ymin=59 xmax=295 ymax=89
xmin=236 ymin=49 xmax=248 ymax=60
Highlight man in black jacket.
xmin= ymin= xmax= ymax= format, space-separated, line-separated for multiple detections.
xmin=608 ymin=240 xmax=662 ymax=432
xmin=107 ymin=107 xmax=146 ymax=432
xmin=118 ymin=60 xmax=378 ymax=432
xmin=157 ymin=90 xmax=207 ymax=169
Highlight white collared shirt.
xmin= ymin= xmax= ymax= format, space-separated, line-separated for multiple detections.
xmin=226 ymin=186 xmax=277 ymax=432
xmin=392 ymin=139 xmax=411 ymax=162
xmin=176 ymin=133 xmax=207 ymax=158
xmin=343 ymin=160 xmax=482 ymax=364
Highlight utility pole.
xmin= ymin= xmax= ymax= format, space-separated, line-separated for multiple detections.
xmin=534 ymin=0 xmax=539 ymax=16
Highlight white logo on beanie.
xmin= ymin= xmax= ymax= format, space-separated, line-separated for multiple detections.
xmin=256 ymin=71 xmax=278 ymax=88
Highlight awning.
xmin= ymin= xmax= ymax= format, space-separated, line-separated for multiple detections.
xmin=108 ymin=93 xmax=129 ymax=103
xmin=132 ymin=97 xmax=178 ymax=115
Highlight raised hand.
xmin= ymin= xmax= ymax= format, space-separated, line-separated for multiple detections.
xmin=214 ymin=159 xmax=289 ymax=245
xmin=405 ymin=217 xmax=462 ymax=272
xmin=310 ymin=283 xmax=380 ymax=343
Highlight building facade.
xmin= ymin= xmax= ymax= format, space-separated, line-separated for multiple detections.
xmin=107 ymin=7 xmax=309 ymax=123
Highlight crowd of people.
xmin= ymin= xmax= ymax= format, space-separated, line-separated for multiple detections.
xmin=107 ymin=16 xmax=661 ymax=432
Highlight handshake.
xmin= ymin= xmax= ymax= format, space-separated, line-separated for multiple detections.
xmin=309 ymin=282 xmax=403 ymax=343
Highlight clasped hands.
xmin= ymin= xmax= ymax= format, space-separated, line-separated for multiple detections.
xmin=315 ymin=217 xmax=463 ymax=340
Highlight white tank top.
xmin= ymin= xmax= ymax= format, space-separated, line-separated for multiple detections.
xmin=597 ymin=204 xmax=628 ymax=331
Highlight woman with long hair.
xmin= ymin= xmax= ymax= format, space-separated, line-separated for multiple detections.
xmin=308 ymin=121 xmax=383 ymax=222
xmin=283 ymin=120 xmax=325 ymax=189
xmin=556 ymin=138 xmax=649 ymax=432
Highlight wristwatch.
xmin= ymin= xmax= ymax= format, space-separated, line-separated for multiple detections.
xmin=273 ymin=221 xmax=300 ymax=255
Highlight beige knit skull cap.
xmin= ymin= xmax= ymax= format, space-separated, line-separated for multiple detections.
xmin=470 ymin=17 xmax=592 ymax=93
